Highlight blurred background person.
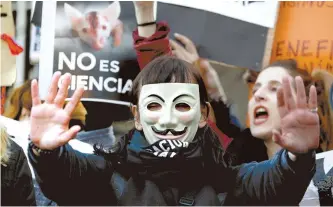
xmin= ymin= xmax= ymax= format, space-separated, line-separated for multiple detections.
xmin=1 ymin=123 xmax=36 ymax=206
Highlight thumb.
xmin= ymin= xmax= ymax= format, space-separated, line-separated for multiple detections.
xmin=58 ymin=125 xmax=81 ymax=146
xmin=272 ymin=129 xmax=285 ymax=147
xmin=199 ymin=59 xmax=210 ymax=73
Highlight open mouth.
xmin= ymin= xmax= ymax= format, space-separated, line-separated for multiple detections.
xmin=151 ymin=126 xmax=188 ymax=139
xmin=253 ymin=106 xmax=269 ymax=125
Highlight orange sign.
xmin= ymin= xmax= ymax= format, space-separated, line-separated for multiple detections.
xmin=270 ymin=1 xmax=333 ymax=74
xmin=246 ymin=2 xmax=333 ymax=130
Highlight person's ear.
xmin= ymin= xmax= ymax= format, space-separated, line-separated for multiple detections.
xmin=199 ymin=102 xmax=210 ymax=128
xmin=131 ymin=105 xmax=142 ymax=131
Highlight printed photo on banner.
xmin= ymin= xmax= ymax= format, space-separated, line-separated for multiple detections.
xmin=39 ymin=1 xmax=140 ymax=106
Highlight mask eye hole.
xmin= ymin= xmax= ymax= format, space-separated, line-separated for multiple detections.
xmin=175 ymin=103 xmax=191 ymax=112
xmin=147 ymin=102 xmax=162 ymax=111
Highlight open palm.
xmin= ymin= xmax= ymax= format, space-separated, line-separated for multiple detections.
xmin=273 ymin=76 xmax=320 ymax=154
xmin=30 ymin=72 xmax=84 ymax=150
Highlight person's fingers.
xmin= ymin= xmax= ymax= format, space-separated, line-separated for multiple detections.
xmin=54 ymin=73 xmax=71 ymax=108
xmin=64 ymin=87 xmax=84 ymax=115
xmin=172 ymin=50 xmax=185 ymax=61
xmin=31 ymin=79 xmax=41 ymax=106
xmin=282 ymin=76 xmax=296 ymax=111
xmin=169 ymin=39 xmax=185 ymax=53
xmin=174 ymin=33 xmax=197 ymax=54
xmin=45 ymin=72 xmax=61 ymax=104
xmin=58 ymin=125 xmax=81 ymax=145
xmin=308 ymin=85 xmax=318 ymax=110
xmin=295 ymin=76 xmax=307 ymax=109
xmin=272 ymin=129 xmax=294 ymax=149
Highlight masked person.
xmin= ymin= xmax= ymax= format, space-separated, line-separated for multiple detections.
xmin=27 ymin=54 xmax=319 ymax=205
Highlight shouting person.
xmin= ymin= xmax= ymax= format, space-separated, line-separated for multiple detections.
xmin=225 ymin=60 xmax=326 ymax=165
xmin=28 ymin=55 xmax=319 ymax=205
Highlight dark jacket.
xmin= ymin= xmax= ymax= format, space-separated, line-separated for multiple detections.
xmin=1 ymin=139 xmax=36 ymax=206
xmin=28 ymin=127 xmax=315 ymax=206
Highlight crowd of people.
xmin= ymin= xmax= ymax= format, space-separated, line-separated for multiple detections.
xmin=1 ymin=1 xmax=331 ymax=206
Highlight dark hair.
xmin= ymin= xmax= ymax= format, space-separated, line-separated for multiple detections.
xmin=131 ymin=56 xmax=209 ymax=106
xmin=263 ymin=59 xmax=314 ymax=91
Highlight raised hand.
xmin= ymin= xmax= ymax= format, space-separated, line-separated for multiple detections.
xmin=170 ymin=33 xmax=227 ymax=103
xmin=170 ymin=33 xmax=199 ymax=64
xmin=273 ymin=76 xmax=320 ymax=154
xmin=30 ymin=72 xmax=84 ymax=150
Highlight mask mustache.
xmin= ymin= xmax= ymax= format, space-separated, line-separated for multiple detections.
xmin=152 ymin=126 xmax=188 ymax=136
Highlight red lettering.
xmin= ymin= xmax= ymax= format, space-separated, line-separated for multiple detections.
xmin=301 ymin=40 xmax=312 ymax=57
xmin=276 ymin=40 xmax=285 ymax=57
xmin=316 ymin=40 xmax=328 ymax=58
xmin=287 ymin=40 xmax=300 ymax=57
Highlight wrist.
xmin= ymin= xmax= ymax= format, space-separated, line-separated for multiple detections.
xmin=29 ymin=141 xmax=58 ymax=157
xmin=135 ymin=7 xmax=156 ymax=24
xmin=287 ymin=150 xmax=315 ymax=162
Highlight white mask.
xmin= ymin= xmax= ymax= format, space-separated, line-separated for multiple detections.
xmin=138 ymin=83 xmax=202 ymax=144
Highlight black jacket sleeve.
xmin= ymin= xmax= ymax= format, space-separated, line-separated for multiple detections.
xmin=210 ymin=100 xmax=243 ymax=139
xmin=28 ymin=143 xmax=116 ymax=206
xmin=15 ymin=148 xmax=36 ymax=206
xmin=223 ymin=149 xmax=316 ymax=205
xmin=1 ymin=140 xmax=36 ymax=206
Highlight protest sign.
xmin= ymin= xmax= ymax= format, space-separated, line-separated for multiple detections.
xmin=38 ymin=1 xmax=279 ymax=106
xmin=269 ymin=3 xmax=333 ymax=150
xmin=270 ymin=2 xmax=333 ymax=75
xmin=39 ymin=1 xmax=139 ymax=105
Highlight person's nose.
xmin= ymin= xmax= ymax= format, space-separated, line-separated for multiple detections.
xmin=159 ymin=110 xmax=178 ymax=129
xmin=254 ymin=87 xmax=268 ymax=103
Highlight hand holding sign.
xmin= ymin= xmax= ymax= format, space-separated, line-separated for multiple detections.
xmin=273 ymin=76 xmax=320 ymax=154
xmin=30 ymin=72 xmax=84 ymax=150
xmin=171 ymin=33 xmax=227 ymax=102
